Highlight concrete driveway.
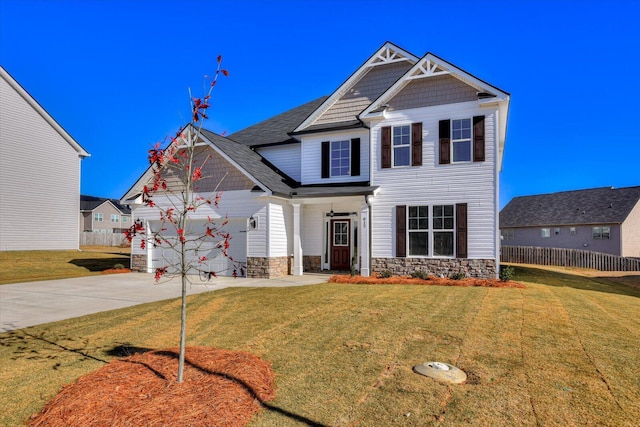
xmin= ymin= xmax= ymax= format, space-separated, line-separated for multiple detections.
xmin=0 ymin=273 xmax=329 ymax=332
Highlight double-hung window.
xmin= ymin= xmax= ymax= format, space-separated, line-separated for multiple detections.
xmin=94 ymin=213 xmax=103 ymax=222
xmin=408 ymin=206 xmax=429 ymax=256
xmin=392 ymin=125 xmax=411 ymax=167
xmin=593 ymin=226 xmax=610 ymax=239
xmin=433 ymin=205 xmax=455 ymax=256
xmin=451 ymin=119 xmax=472 ymax=162
xmin=111 ymin=214 xmax=120 ymax=223
xmin=330 ymin=140 xmax=350 ymax=176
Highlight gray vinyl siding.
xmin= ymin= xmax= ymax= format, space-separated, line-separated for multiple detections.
xmin=388 ymin=74 xmax=478 ymax=111
xmin=315 ymin=62 xmax=412 ymax=125
xmin=501 ymin=224 xmax=623 ymax=256
xmin=0 ymin=74 xmax=82 ymax=250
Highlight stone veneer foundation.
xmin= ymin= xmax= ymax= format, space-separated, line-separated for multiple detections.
xmin=371 ymin=258 xmax=496 ymax=279
xmin=303 ymin=255 xmax=322 ymax=273
xmin=247 ymin=256 xmax=291 ymax=278
xmin=131 ymin=254 xmax=147 ymax=273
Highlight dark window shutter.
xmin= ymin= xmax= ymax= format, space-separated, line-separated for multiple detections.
xmin=396 ymin=205 xmax=406 ymax=258
xmin=411 ymin=122 xmax=422 ymax=166
xmin=351 ymin=138 xmax=360 ymax=176
xmin=439 ymin=120 xmax=451 ymax=164
xmin=456 ymin=203 xmax=468 ymax=258
xmin=321 ymin=141 xmax=330 ymax=178
xmin=473 ymin=116 xmax=485 ymax=162
xmin=381 ymin=126 xmax=391 ymax=169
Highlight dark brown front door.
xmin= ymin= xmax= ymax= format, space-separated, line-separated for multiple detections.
xmin=331 ymin=220 xmax=350 ymax=270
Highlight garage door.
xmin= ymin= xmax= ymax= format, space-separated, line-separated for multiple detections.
xmin=151 ymin=219 xmax=247 ymax=277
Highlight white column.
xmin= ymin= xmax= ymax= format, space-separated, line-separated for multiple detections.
xmin=292 ymin=203 xmax=303 ymax=275
xmin=360 ymin=202 xmax=370 ymax=277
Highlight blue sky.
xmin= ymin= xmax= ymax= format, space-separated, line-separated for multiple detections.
xmin=1 ymin=0 xmax=638 ymax=208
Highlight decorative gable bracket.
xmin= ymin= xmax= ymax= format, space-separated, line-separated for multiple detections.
xmin=368 ymin=46 xmax=413 ymax=67
xmin=407 ymin=59 xmax=450 ymax=79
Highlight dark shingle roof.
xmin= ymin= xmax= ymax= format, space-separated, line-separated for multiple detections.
xmin=228 ymin=96 xmax=328 ymax=147
xmin=500 ymin=186 xmax=640 ymax=228
xmin=80 ymin=195 xmax=131 ymax=214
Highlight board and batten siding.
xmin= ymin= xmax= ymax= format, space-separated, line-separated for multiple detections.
xmin=0 ymin=73 xmax=84 ymax=250
xmin=621 ymin=201 xmax=640 ymax=257
xmin=256 ymin=145 xmax=301 ymax=181
xmin=300 ymin=129 xmax=369 ymax=185
xmin=370 ymin=102 xmax=499 ymax=259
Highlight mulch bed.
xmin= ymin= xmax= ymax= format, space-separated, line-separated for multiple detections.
xmin=329 ymin=274 xmax=525 ymax=288
xmin=29 ymin=347 xmax=276 ymax=427
xmin=100 ymin=268 xmax=132 ymax=274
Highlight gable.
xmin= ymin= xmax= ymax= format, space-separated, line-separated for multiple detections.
xmin=387 ymin=74 xmax=479 ymax=111
xmin=314 ymin=61 xmax=413 ymax=125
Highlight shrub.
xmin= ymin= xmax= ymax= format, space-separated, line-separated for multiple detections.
xmin=113 ymin=263 xmax=126 ymax=270
xmin=499 ymin=265 xmax=515 ymax=282
xmin=449 ymin=272 xmax=466 ymax=280
xmin=410 ymin=270 xmax=430 ymax=280
xmin=377 ymin=270 xmax=393 ymax=279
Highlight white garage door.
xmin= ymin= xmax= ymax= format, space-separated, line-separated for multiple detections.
xmin=151 ymin=219 xmax=247 ymax=277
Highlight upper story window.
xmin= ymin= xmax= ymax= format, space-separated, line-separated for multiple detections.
xmin=392 ymin=125 xmax=411 ymax=167
xmin=451 ymin=119 xmax=472 ymax=162
xmin=111 ymin=214 xmax=120 ymax=223
xmin=330 ymin=140 xmax=350 ymax=176
xmin=593 ymin=226 xmax=610 ymax=239
xmin=123 ymin=216 xmax=129 ymax=222
xmin=94 ymin=213 xmax=103 ymax=222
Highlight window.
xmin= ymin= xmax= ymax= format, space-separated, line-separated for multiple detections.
xmin=433 ymin=205 xmax=455 ymax=256
xmin=541 ymin=228 xmax=550 ymax=238
xmin=554 ymin=227 xmax=560 ymax=235
xmin=333 ymin=222 xmax=349 ymax=246
xmin=111 ymin=214 xmax=120 ymax=223
xmin=451 ymin=119 xmax=472 ymax=162
xmin=94 ymin=213 xmax=103 ymax=222
xmin=330 ymin=140 xmax=350 ymax=176
xmin=593 ymin=226 xmax=610 ymax=239
xmin=408 ymin=206 xmax=429 ymax=256
xmin=393 ymin=125 xmax=411 ymax=166
xmin=123 ymin=216 xmax=129 ymax=223
xmin=570 ymin=227 xmax=576 ymax=235
xmin=502 ymin=229 xmax=514 ymax=241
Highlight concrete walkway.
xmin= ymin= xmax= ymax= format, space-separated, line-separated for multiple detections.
xmin=0 ymin=273 xmax=329 ymax=332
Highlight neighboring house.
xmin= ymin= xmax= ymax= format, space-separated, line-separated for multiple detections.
xmin=500 ymin=186 xmax=640 ymax=257
xmin=80 ymin=195 xmax=132 ymax=234
xmin=0 ymin=66 xmax=90 ymax=251
xmin=123 ymin=42 xmax=510 ymax=278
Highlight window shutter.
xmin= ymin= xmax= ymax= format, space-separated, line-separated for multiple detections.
xmin=381 ymin=126 xmax=391 ymax=169
xmin=396 ymin=205 xmax=406 ymax=258
xmin=321 ymin=141 xmax=330 ymax=178
xmin=456 ymin=203 xmax=468 ymax=258
xmin=439 ymin=120 xmax=451 ymax=164
xmin=473 ymin=116 xmax=485 ymax=162
xmin=351 ymin=138 xmax=360 ymax=176
xmin=411 ymin=122 xmax=422 ymax=166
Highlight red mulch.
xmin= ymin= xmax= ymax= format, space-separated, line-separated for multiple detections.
xmin=329 ymin=274 xmax=525 ymax=288
xmin=100 ymin=268 xmax=132 ymax=274
xmin=29 ymin=347 xmax=276 ymax=427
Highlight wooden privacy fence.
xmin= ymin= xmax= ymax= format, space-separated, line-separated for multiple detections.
xmin=501 ymin=245 xmax=640 ymax=272
xmin=80 ymin=232 xmax=128 ymax=247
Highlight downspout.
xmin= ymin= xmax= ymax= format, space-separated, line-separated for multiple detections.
xmin=494 ymin=108 xmax=501 ymax=279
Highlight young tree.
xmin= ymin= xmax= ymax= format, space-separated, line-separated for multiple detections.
xmin=125 ymin=56 xmax=240 ymax=383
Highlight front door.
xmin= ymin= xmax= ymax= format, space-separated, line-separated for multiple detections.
xmin=331 ymin=220 xmax=350 ymax=270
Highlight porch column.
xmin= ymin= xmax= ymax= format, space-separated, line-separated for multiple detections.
xmin=360 ymin=202 xmax=370 ymax=277
xmin=292 ymin=203 xmax=303 ymax=276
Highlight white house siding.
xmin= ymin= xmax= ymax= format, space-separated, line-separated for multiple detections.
xmin=0 ymin=75 xmax=82 ymax=251
xmin=300 ymin=129 xmax=369 ymax=185
xmin=621 ymin=201 xmax=640 ymax=257
xmin=370 ymin=102 xmax=498 ymax=261
xmin=256 ymin=145 xmax=301 ymax=181
xmin=268 ymin=202 xmax=289 ymax=257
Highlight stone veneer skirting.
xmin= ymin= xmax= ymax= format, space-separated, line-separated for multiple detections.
xmin=131 ymin=254 xmax=147 ymax=273
xmin=371 ymin=258 xmax=497 ymax=279
xmin=247 ymin=256 xmax=291 ymax=279
xmin=303 ymin=255 xmax=322 ymax=273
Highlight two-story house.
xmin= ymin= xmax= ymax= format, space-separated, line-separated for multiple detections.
xmin=122 ymin=42 xmax=509 ymax=279
xmin=80 ymin=195 xmax=132 ymax=234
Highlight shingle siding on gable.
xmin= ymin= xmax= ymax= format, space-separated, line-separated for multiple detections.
xmin=0 ymin=74 xmax=81 ymax=250
xmin=315 ymin=62 xmax=412 ymax=125
xmin=388 ymin=74 xmax=478 ymax=112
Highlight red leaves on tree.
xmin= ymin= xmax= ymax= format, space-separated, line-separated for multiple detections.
xmin=154 ymin=266 xmax=168 ymax=282
xmin=192 ymin=167 xmax=202 ymax=182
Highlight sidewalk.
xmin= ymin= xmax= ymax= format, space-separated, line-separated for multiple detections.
xmin=0 ymin=273 xmax=329 ymax=332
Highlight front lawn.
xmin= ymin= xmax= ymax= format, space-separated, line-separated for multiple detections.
xmin=1 ymin=266 xmax=638 ymax=426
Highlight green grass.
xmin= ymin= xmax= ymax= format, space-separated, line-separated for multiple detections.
xmin=1 ymin=267 xmax=639 ymax=426
xmin=0 ymin=247 xmax=130 ymax=285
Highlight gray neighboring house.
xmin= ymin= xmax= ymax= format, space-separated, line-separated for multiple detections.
xmin=500 ymin=186 xmax=640 ymax=257
xmin=80 ymin=195 xmax=132 ymax=234
xmin=0 ymin=65 xmax=90 ymax=251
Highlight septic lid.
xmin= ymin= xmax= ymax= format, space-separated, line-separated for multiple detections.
xmin=413 ymin=361 xmax=467 ymax=384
